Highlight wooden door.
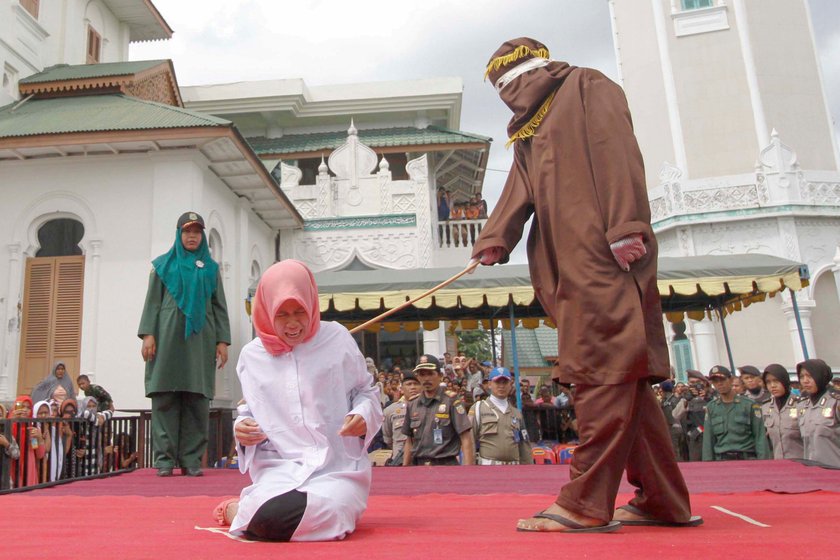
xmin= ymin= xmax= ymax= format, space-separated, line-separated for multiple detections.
xmin=17 ymin=256 xmax=85 ymax=396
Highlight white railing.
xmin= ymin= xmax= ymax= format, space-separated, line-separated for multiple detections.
xmin=437 ymin=219 xmax=487 ymax=249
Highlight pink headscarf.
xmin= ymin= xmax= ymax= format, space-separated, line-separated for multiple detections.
xmin=252 ymin=260 xmax=321 ymax=356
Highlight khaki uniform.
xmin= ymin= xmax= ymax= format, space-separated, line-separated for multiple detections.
xmin=761 ymin=396 xmax=804 ymax=459
xmin=382 ymin=398 xmax=409 ymax=464
xmin=401 ymin=387 xmax=471 ymax=465
xmin=469 ymin=399 xmax=532 ymax=464
xmin=702 ymin=396 xmax=771 ymax=461
xmin=796 ymin=392 xmax=840 ymax=467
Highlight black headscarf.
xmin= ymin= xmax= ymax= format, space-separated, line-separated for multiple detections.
xmin=796 ymin=359 xmax=833 ymax=403
xmin=763 ymin=363 xmax=790 ymax=410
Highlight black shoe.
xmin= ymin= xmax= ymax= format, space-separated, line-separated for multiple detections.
xmin=182 ymin=467 xmax=203 ymax=477
xmin=156 ymin=467 xmax=173 ymax=477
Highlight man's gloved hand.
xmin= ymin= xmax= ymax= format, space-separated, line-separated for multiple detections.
xmin=610 ymin=233 xmax=646 ymax=272
xmin=477 ymin=246 xmax=505 ymax=265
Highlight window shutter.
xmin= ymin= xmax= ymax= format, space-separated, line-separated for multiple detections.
xmin=17 ymin=256 xmax=85 ymax=395
xmin=18 ymin=259 xmax=55 ymax=395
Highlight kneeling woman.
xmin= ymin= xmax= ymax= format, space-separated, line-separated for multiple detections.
xmin=215 ymin=260 xmax=383 ymax=541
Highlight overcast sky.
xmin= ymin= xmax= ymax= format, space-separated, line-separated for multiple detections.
xmin=132 ymin=0 xmax=839 ymax=262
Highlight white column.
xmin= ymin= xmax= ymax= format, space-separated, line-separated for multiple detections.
xmin=80 ymin=238 xmax=102 ymax=377
xmin=650 ymin=0 xmax=689 ymax=175
xmin=422 ymin=324 xmax=447 ymax=358
xmin=732 ymin=0 xmax=769 ymax=151
xmin=781 ymin=293 xmax=816 ymax=363
xmin=688 ymin=318 xmax=719 ymax=374
xmin=832 ymin=247 xmax=840 ymax=305
xmin=1 ymin=244 xmax=23 ymax=399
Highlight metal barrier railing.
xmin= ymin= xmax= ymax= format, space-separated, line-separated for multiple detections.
xmin=1 ymin=408 xmax=235 ymax=494
xmin=1 ymin=415 xmax=140 ymax=493
xmin=521 ymin=406 xmax=578 ymax=444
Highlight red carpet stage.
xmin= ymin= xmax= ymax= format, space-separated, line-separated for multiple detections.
xmin=6 ymin=461 xmax=838 ymax=559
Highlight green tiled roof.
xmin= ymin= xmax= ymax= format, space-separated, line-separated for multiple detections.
xmin=501 ymin=327 xmax=558 ymax=369
xmin=20 ymin=60 xmax=169 ymax=84
xmin=0 ymin=94 xmax=230 ymax=138
xmin=247 ymin=126 xmax=491 ymax=155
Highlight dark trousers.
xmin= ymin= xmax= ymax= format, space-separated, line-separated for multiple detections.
xmin=556 ymin=379 xmax=693 ymax=524
xmin=245 ymin=490 xmax=307 ymax=542
xmin=151 ymin=391 xmax=209 ymax=469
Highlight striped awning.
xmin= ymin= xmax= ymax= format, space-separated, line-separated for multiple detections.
xmin=308 ymin=254 xmax=808 ymax=332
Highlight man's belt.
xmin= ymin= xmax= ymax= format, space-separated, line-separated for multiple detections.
xmin=477 ymin=456 xmax=519 ymax=466
xmin=414 ymin=456 xmax=459 ymax=466
xmin=716 ymin=451 xmax=757 ymax=461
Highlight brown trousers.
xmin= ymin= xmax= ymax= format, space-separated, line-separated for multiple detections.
xmin=557 ymin=379 xmax=692 ymax=523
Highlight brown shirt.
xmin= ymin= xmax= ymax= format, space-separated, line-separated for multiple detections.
xmin=382 ymin=399 xmax=409 ymax=459
xmin=473 ymin=64 xmax=669 ymax=386
xmin=402 ymin=387 xmax=471 ymax=460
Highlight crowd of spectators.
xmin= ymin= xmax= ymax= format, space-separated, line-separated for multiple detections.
xmin=368 ymin=352 xmax=840 ymax=469
xmin=1 ymin=365 xmax=136 ymax=490
xmin=437 ymin=189 xmax=488 ymax=248
xmin=653 ymin=359 xmax=840 ymax=467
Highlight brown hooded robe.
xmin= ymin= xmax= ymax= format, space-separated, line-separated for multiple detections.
xmin=473 ymin=58 xmax=669 ymax=387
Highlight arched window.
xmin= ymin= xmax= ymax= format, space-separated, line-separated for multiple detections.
xmin=208 ymin=229 xmax=223 ymax=263
xmin=36 ymin=218 xmax=84 ymax=257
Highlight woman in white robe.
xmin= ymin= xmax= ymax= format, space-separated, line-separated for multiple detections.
xmin=216 ymin=259 xmax=383 ymax=541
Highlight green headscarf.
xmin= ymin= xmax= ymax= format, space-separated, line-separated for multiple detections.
xmin=152 ymin=226 xmax=219 ymax=338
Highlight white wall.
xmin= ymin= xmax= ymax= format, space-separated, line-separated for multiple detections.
xmin=0 ymin=150 xmax=275 ymax=408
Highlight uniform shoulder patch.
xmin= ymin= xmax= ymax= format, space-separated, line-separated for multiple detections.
xmin=455 ymin=404 xmax=466 ymax=415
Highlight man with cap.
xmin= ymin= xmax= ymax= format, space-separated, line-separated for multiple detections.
xmin=401 ymin=354 xmax=474 ymax=466
xmin=139 ymin=211 xmax=231 ymax=477
xmin=382 ymin=370 xmax=422 ymax=466
xmin=473 ymin=38 xmax=697 ymax=531
xmin=702 ymin=366 xmax=771 ymax=461
xmin=737 ymin=365 xmax=771 ymax=405
xmin=470 ymin=367 xmax=532 ymax=465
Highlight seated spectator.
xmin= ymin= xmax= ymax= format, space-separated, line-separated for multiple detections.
xmin=31 ymin=362 xmax=75 ymax=404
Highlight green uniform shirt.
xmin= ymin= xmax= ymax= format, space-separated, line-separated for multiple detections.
xmin=138 ymin=270 xmax=231 ymax=399
xmin=402 ymin=387 xmax=471 ymax=460
xmin=702 ymin=395 xmax=771 ymax=460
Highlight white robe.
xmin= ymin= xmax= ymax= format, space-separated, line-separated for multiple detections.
xmin=230 ymin=321 xmax=384 ymax=541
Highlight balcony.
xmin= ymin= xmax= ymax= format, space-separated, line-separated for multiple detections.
xmin=433 ymin=218 xmax=487 ymax=267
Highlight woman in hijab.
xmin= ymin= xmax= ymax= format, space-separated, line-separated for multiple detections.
xmin=7 ymin=396 xmax=46 ymax=487
xmin=796 ymin=359 xmax=840 ymax=467
xmin=31 ymin=362 xmax=75 ymax=404
xmin=32 ymin=400 xmax=53 ymax=482
xmin=58 ymin=399 xmax=78 ymax=479
xmin=760 ymin=364 xmax=803 ymax=459
xmin=213 ymin=260 xmax=383 ymax=541
xmin=138 ymin=211 xmax=231 ymax=477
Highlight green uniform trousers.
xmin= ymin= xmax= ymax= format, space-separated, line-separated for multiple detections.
xmin=151 ymin=391 xmax=209 ymax=469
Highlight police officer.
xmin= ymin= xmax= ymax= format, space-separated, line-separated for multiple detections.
xmin=796 ymin=358 xmax=840 ymax=467
xmin=760 ymin=363 xmax=803 ymax=460
xmin=673 ymin=370 xmax=710 ymax=461
xmin=382 ymin=371 xmax=422 ymax=466
xmin=402 ymin=354 xmax=474 ymax=466
xmin=469 ymin=367 xmax=532 ymax=465
xmin=702 ymin=365 xmax=771 ymax=461
xmin=659 ymin=380 xmax=687 ymax=462
xmin=737 ymin=365 xmax=771 ymax=405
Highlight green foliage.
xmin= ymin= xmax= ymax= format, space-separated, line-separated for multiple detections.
xmin=455 ymin=328 xmax=492 ymax=361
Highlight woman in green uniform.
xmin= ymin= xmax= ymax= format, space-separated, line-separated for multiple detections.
xmin=138 ymin=212 xmax=231 ymax=477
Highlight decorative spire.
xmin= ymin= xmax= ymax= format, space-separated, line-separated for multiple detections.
xmin=348 ymin=118 xmax=357 ymax=137
xmin=379 ymin=156 xmax=390 ymax=171
xmin=318 ymin=155 xmax=328 ymax=174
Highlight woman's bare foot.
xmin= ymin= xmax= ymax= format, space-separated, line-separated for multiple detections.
xmin=213 ymin=498 xmax=239 ymax=526
xmin=516 ymin=502 xmax=606 ymax=532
